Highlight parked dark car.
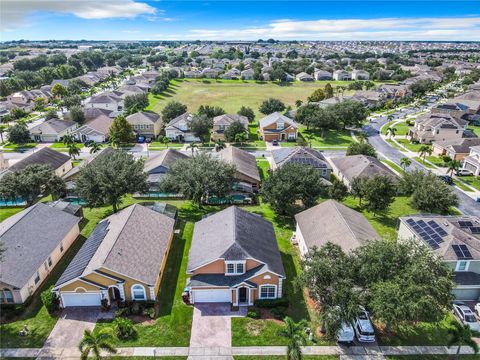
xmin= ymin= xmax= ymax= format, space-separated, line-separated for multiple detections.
xmin=437 ymin=175 xmax=453 ymax=185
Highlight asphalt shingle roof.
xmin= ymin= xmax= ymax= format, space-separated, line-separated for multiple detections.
xmin=1 ymin=203 xmax=80 ymax=288
xmin=9 ymin=147 xmax=70 ymax=172
xmin=143 ymin=149 xmax=189 ymax=174
xmin=272 ymin=147 xmax=331 ymax=170
xmin=188 ymin=206 xmax=285 ymax=277
xmin=217 ymin=147 xmax=260 ymax=183
xmin=330 ymin=155 xmax=396 ymax=183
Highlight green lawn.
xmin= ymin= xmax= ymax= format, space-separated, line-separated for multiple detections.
xmin=381 ymin=159 xmax=404 ymax=174
xmin=425 ymin=156 xmax=447 ymax=167
xmin=341 ymin=196 xmax=418 ymax=240
xmin=148 ymin=142 xmax=184 ymax=150
xmin=235 ymin=357 xmax=339 ymax=360
xmin=0 ymin=233 xmax=88 ymax=348
xmin=0 ymin=207 xmax=24 ymax=221
xmin=413 ymin=157 xmax=436 ymax=169
xmin=377 ymin=313 xmax=457 ymax=346
xmin=256 ymin=158 xmax=270 ymax=181
xmin=146 ymin=79 xmax=357 ymax=118
xmin=460 ymin=176 xmax=480 ymax=191
xmin=453 ymin=179 xmax=473 ymax=192
xmin=2 ymin=143 xmax=37 ymax=152
xmin=382 ymin=121 xmax=412 ymax=138
xmin=396 ymin=139 xmax=425 ymax=153
xmin=386 ymin=356 xmax=479 ymax=360
xmin=468 ymin=125 xmax=480 ymax=137
xmin=291 ymin=127 xmax=353 ymax=149
xmin=49 ymin=142 xmax=84 ymax=150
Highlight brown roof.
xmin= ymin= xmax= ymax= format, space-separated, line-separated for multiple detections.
xmin=331 ymin=155 xmax=396 ymax=183
xmin=217 ymin=146 xmax=260 ymax=183
xmin=9 ymin=147 xmax=70 ymax=172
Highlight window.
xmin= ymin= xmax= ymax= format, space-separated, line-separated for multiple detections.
xmin=131 ymin=285 xmax=146 ymax=300
xmin=456 ymin=260 xmax=470 ymax=272
xmin=260 ymin=285 xmax=276 ymax=299
xmin=34 ymin=272 xmax=40 ymax=284
xmin=1 ymin=289 xmax=14 ymax=303
xmin=225 ymin=261 xmax=245 ymax=275
xmin=277 ymin=122 xmax=284 ymax=130
xmin=48 ymin=257 xmax=52 ymax=267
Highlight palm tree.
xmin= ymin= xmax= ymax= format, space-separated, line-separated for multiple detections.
xmin=446 ymin=159 xmax=461 ymax=176
xmin=78 ymin=329 xmax=116 ymax=360
xmin=68 ymin=143 xmax=80 ymax=160
xmin=386 ymin=126 xmax=397 ymax=139
xmin=0 ymin=124 xmax=6 ymax=143
xmin=418 ymin=145 xmax=432 ymax=163
xmin=400 ymin=157 xmax=411 ymax=171
xmin=62 ymin=134 xmax=76 ymax=146
xmin=447 ymin=320 xmax=479 ymax=359
xmin=187 ymin=142 xmax=199 ymax=156
xmin=161 ymin=136 xmax=170 ymax=149
xmin=89 ymin=142 xmax=102 ymax=154
xmin=214 ymin=139 xmax=226 ymax=152
xmin=109 ymin=134 xmax=120 ymax=149
xmin=235 ymin=132 xmax=247 ymax=146
xmin=278 ymin=317 xmax=307 ymax=360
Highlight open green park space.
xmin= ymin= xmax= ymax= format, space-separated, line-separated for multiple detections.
xmin=381 ymin=120 xmax=413 ymax=138
xmin=146 ymin=79 xmax=360 ymax=118
xmin=281 ymin=127 xmax=354 ymax=149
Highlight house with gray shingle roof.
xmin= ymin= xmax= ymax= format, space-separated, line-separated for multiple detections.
xmin=271 ymin=147 xmax=331 ymax=180
xmin=259 ymin=112 xmax=299 ymax=142
xmin=126 ymin=111 xmax=162 ymax=140
xmin=212 ymin=114 xmax=249 ymax=141
xmin=53 ymin=204 xmax=175 ymax=307
xmin=186 ymin=206 xmax=285 ymax=305
xmin=164 ymin=113 xmax=200 ymax=142
xmin=6 ymin=147 xmax=72 ymax=178
xmin=217 ymin=146 xmax=261 ymax=193
xmin=329 ymin=155 xmax=396 ymax=188
xmin=29 ymin=119 xmax=78 ymax=142
xmin=294 ymin=200 xmax=380 ymax=256
xmin=0 ymin=203 xmax=81 ymax=304
xmin=143 ymin=149 xmax=189 ymax=191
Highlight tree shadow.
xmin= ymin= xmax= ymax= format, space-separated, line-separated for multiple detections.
xmin=281 ymin=251 xmax=310 ymax=322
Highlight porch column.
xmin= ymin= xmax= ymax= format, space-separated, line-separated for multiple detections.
xmin=233 ymin=288 xmax=238 ymax=306
xmin=149 ymin=286 xmax=155 ymax=301
xmin=101 ymin=289 xmax=108 ymax=303
xmin=117 ymin=282 xmax=125 ymax=300
xmin=278 ymin=278 xmax=283 ymax=299
xmin=248 ymin=288 xmax=254 ymax=306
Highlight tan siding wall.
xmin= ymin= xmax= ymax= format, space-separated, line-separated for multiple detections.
xmin=153 ymin=232 xmax=174 ymax=296
xmin=60 ymin=279 xmax=101 ymax=292
xmin=98 ymin=268 xmax=153 ymax=301
xmin=54 ymin=160 xmax=73 ymax=178
xmin=191 ymin=259 xmax=225 ymax=274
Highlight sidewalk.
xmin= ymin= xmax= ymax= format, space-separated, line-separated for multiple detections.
xmin=2 ymin=345 xmax=476 ymax=358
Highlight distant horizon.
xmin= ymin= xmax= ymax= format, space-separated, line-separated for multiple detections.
xmin=1 ymin=1 xmax=480 ymax=42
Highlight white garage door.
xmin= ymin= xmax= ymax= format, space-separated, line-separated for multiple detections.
xmin=61 ymin=293 xmax=102 ymax=307
xmin=192 ymin=289 xmax=231 ymax=303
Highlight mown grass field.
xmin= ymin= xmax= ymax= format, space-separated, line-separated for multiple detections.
xmin=146 ymin=79 xmax=359 ymax=117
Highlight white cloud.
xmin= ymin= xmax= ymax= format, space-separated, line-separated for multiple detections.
xmin=1 ymin=0 xmax=156 ymax=31
xmin=159 ymin=17 xmax=480 ymax=41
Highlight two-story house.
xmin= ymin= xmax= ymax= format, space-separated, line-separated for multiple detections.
xmin=30 ymin=119 xmax=78 ymax=143
xmin=165 ymin=113 xmax=200 ymax=142
xmin=462 ymin=146 xmax=480 ymax=176
xmin=333 ymin=70 xmax=351 ymax=81
xmin=271 ymin=147 xmax=332 ymax=181
xmin=186 ymin=206 xmax=285 ymax=305
xmin=408 ymin=113 xmax=468 ymax=144
xmin=398 ymin=215 xmax=480 ymax=301
xmin=211 ymin=114 xmax=249 ymax=141
xmin=351 ymin=69 xmax=370 ymax=80
xmin=258 ymin=112 xmax=298 ymax=142
xmin=85 ymin=93 xmax=124 ymax=112
xmin=126 ymin=111 xmax=162 ymax=141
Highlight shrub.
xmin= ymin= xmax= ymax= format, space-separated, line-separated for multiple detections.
xmin=113 ymin=317 xmax=136 ymax=340
xmin=41 ymin=286 xmax=60 ymax=314
xmin=270 ymin=306 xmax=288 ymax=320
xmin=145 ymin=300 xmax=155 ymax=308
xmin=255 ymin=298 xmax=289 ymax=309
xmin=142 ymin=307 xmax=155 ymax=319
xmin=247 ymin=308 xmax=261 ymax=319
xmin=115 ymin=307 xmax=129 ymax=318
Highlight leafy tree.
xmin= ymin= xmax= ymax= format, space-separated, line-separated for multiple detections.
xmin=224 ymin=120 xmax=246 ymax=143
xmin=278 ymin=317 xmax=307 ymax=360
xmin=259 ymin=98 xmax=286 ymax=115
xmin=189 ymin=114 xmax=213 ymax=143
xmin=45 ymin=109 xmax=59 ymax=120
xmin=76 ymin=150 xmax=147 ymax=212
xmin=34 ymin=97 xmax=46 ymax=111
xmin=356 ymin=131 xmax=368 ymax=143
xmin=0 ymin=164 xmax=65 ymax=206
xmin=261 ymin=163 xmax=327 ymax=215
xmin=214 ymin=139 xmax=226 ymax=152
xmin=400 ymin=157 xmax=411 ymax=172
xmin=161 ymin=101 xmax=187 ymax=122
xmin=160 ymin=152 xmax=236 ymax=206
xmin=70 ymin=105 xmax=85 ymax=124
xmin=238 ymin=106 xmax=255 ymax=122
xmin=108 ymin=115 xmax=134 ymax=145
xmin=346 ymin=142 xmax=377 ymax=157
xmin=410 ymin=173 xmax=458 ymax=213
xmin=447 ymin=320 xmax=479 ymax=359
xmin=418 ymin=145 xmax=432 ymax=162
xmin=7 ymin=122 xmax=30 ymax=144
xmin=307 ymin=88 xmax=325 ymax=102
xmin=45 ymin=173 xmax=67 ymax=200
xmin=328 ymin=178 xmax=349 ymax=201
xmin=63 ymin=95 xmax=82 ymax=109
xmin=78 ymin=329 xmax=117 ymax=360
xmin=363 ymin=174 xmax=396 ymax=215
xmin=331 ymin=100 xmax=368 ymax=129
xmin=160 ymin=135 xmax=170 ymax=148
xmin=324 ymin=83 xmax=334 ymax=98
xmin=41 ymin=286 xmax=60 ymax=314
xmin=295 ymin=104 xmax=321 ymax=130
xmin=409 ymin=79 xmax=435 ymax=98
xmin=295 ymin=99 xmax=303 ymax=108
xmin=197 ymin=105 xmax=225 ymax=119
xmin=52 ymin=83 xmax=68 ymax=98
xmin=350 ymin=176 xmax=369 ymax=206
xmin=124 ymin=93 xmax=148 ymax=114
xmin=234 ymin=132 xmax=247 ymax=145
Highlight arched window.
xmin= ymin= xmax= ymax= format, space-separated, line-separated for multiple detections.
xmin=131 ymin=284 xmax=146 ymax=301
xmin=2 ymin=289 xmax=14 ymax=303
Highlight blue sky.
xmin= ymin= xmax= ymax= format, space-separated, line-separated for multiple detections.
xmin=1 ymin=1 xmax=480 ymax=41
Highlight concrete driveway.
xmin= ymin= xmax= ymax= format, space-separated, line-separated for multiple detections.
xmin=43 ymin=308 xmax=101 ymax=348
xmin=189 ymin=303 xmax=246 ymax=348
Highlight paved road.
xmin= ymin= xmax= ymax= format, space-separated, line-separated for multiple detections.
xmin=364 ymin=112 xmax=480 ymax=217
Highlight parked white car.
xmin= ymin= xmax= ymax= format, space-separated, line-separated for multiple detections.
xmin=456 ymin=169 xmax=473 ymax=176
xmin=453 ymin=303 xmax=480 ymax=332
xmin=354 ymin=308 xmax=376 ymax=342
xmin=337 ymin=322 xmax=355 ymax=344
xmin=475 ymin=303 xmax=480 ymax=317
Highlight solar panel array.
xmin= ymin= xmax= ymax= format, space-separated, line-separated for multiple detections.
xmin=290 ymin=157 xmax=328 ymax=168
xmin=452 ymin=244 xmax=473 ymax=260
xmin=456 ymin=220 xmax=480 ymax=236
xmin=406 ymin=218 xmax=448 ymax=250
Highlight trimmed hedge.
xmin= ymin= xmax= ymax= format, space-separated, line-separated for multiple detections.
xmin=254 ymin=297 xmax=289 ymax=309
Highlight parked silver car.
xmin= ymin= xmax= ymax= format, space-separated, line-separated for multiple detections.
xmin=453 ymin=303 xmax=480 ymax=332
xmin=354 ymin=308 xmax=376 ymax=343
xmin=337 ymin=322 xmax=355 ymax=344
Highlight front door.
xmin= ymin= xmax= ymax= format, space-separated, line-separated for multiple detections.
xmin=238 ymin=287 xmax=248 ymax=304
xmin=109 ymin=287 xmax=121 ymax=301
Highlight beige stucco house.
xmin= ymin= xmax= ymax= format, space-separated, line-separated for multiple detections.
xmin=258 ymin=112 xmax=298 ymax=142
xmin=126 ymin=111 xmax=162 ymax=140
xmin=8 ymin=147 xmax=72 ymax=178
xmin=408 ymin=113 xmax=468 ymax=144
